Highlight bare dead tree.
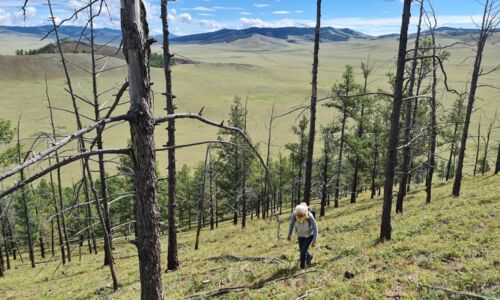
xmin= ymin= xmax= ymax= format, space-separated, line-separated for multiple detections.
xmin=161 ymin=0 xmax=179 ymax=272
xmin=241 ymin=99 xmax=249 ymax=228
xmin=263 ymin=104 xmax=274 ymax=218
xmin=16 ymin=120 xmax=35 ymax=268
xmin=396 ymin=0 xmax=424 ymax=213
xmin=88 ymin=0 xmax=113 ymax=266
xmin=195 ymin=147 xmax=210 ymax=250
xmin=452 ymin=0 xmax=499 ymax=196
xmin=302 ymin=0 xmax=322 ymax=206
xmin=380 ymin=0 xmax=412 ymax=241
xmin=425 ymin=3 xmax=438 ymax=204
xmin=481 ymin=111 xmax=497 ymax=174
xmin=121 ymin=0 xmax=163 ymax=297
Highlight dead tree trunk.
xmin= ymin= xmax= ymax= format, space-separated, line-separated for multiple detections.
xmin=396 ymin=0 xmax=424 ymax=213
xmin=426 ymin=15 xmax=438 ymax=204
xmin=303 ymin=0 xmax=322 ymax=206
xmin=1 ymin=205 xmax=11 ymax=270
xmin=370 ymin=138 xmax=379 ymax=199
xmin=446 ymin=95 xmax=465 ymax=181
xmin=16 ymin=123 xmax=35 ymax=268
xmin=481 ymin=112 xmax=496 ymax=174
xmin=495 ymin=143 xmax=500 ymax=174
xmin=263 ymin=104 xmax=274 ymax=218
xmin=453 ymin=0 xmax=498 ymax=196
xmin=242 ymin=100 xmax=249 ymax=228
xmin=89 ymin=2 xmax=113 ymax=266
xmin=121 ymin=0 xmax=163 ymax=298
xmin=209 ymin=159 xmax=214 ymax=230
xmin=161 ymin=0 xmax=179 ymax=272
xmin=473 ymin=121 xmax=481 ymax=176
xmin=380 ymin=0 xmax=412 ymax=241
xmin=334 ymin=110 xmax=347 ymax=208
xmin=195 ymin=147 xmax=210 ymax=250
xmin=32 ymin=196 xmax=45 ymax=259
xmin=320 ymin=130 xmax=330 ymax=217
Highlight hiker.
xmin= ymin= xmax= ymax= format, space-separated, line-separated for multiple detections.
xmin=287 ymin=203 xmax=318 ymax=269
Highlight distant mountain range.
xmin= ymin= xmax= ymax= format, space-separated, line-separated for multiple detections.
xmin=0 ymin=25 xmax=489 ymax=45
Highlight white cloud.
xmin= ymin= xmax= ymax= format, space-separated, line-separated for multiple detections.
xmin=272 ymin=11 xmax=290 ymax=15
xmin=198 ymin=13 xmax=215 ymax=17
xmin=181 ymin=6 xmax=215 ymax=12
xmin=240 ymin=12 xmax=252 ymax=15
xmin=295 ymin=10 xmax=304 ymax=13
xmin=254 ymin=4 xmax=270 ymax=8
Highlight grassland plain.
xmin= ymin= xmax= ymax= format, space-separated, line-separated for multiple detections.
xmin=0 ymin=174 xmax=498 ymax=299
xmin=0 ymin=35 xmax=499 ymax=183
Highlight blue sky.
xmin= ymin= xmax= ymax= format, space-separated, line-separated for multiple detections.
xmin=0 ymin=0 xmax=488 ymax=36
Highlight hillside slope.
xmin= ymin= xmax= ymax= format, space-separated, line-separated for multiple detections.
xmin=1 ymin=174 xmax=498 ymax=299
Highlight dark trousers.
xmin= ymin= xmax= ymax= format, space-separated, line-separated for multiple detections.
xmin=297 ymin=235 xmax=313 ymax=268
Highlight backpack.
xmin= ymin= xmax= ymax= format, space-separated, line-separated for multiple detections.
xmin=308 ymin=207 xmax=316 ymax=219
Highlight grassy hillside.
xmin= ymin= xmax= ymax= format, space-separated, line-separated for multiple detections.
xmin=1 ymin=174 xmax=499 ymax=299
xmin=0 ymin=35 xmax=499 ymax=182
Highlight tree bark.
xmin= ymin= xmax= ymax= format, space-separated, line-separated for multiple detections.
xmin=380 ymin=0 xmax=412 ymax=241
xmin=161 ymin=0 xmax=179 ymax=272
xmin=396 ymin=0 xmax=424 ymax=213
xmin=121 ymin=0 xmax=163 ymax=298
xmin=303 ymin=0 xmax=322 ymax=206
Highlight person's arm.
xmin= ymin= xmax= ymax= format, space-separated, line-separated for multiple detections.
xmin=287 ymin=214 xmax=296 ymax=240
xmin=310 ymin=214 xmax=318 ymax=243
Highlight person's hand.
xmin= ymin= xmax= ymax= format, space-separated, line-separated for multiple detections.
xmin=287 ymin=235 xmax=291 ymax=241
xmin=311 ymin=241 xmax=316 ymax=248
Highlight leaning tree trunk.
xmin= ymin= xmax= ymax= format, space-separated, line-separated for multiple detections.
xmin=452 ymin=0 xmax=494 ymax=196
xmin=121 ymin=0 xmax=163 ymax=298
xmin=380 ymin=0 xmax=412 ymax=241
xmin=303 ymin=0 xmax=322 ymax=206
xmin=1 ymin=203 xmax=11 ymax=270
xmin=161 ymin=0 xmax=179 ymax=271
xmin=195 ymin=147 xmax=210 ymax=250
xmin=396 ymin=0 xmax=424 ymax=213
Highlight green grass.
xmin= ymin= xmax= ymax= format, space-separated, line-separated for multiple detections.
xmin=1 ymin=174 xmax=499 ymax=299
xmin=1 ymin=35 xmax=499 ymax=183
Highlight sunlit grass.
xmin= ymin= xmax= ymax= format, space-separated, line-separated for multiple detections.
xmin=1 ymin=174 xmax=499 ymax=299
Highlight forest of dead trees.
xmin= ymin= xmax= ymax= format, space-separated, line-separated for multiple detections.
xmin=0 ymin=0 xmax=498 ymax=298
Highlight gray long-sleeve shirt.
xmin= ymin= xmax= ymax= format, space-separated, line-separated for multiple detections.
xmin=288 ymin=213 xmax=318 ymax=242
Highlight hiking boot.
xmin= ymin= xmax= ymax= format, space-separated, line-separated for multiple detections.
xmin=306 ymin=254 xmax=313 ymax=266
